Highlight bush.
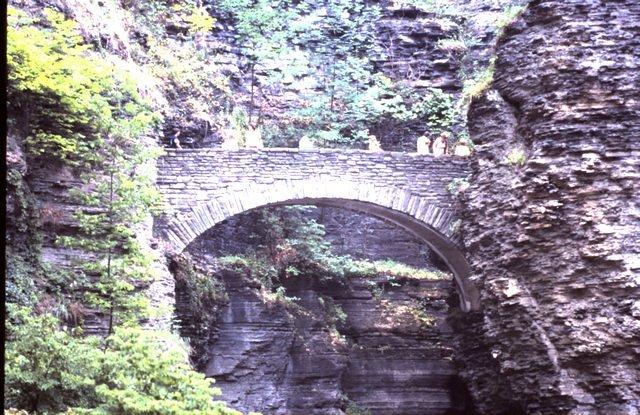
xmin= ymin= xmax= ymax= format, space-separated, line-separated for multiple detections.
xmin=461 ymin=57 xmax=496 ymax=105
xmin=505 ymin=148 xmax=526 ymax=166
xmin=5 ymin=306 xmax=102 ymax=412
xmin=4 ymin=306 xmax=241 ymax=414
xmin=7 ymin=7 xmax=156 ymax=164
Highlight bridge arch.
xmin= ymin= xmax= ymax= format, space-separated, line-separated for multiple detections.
xmin=159 ymin=178 xmax=480 ymax=311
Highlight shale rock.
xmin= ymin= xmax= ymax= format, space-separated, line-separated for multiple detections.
xmin=459 ymin=0 xmax=640 ymax=412
xmin=177 ymin=253 xmax=472 ymax=415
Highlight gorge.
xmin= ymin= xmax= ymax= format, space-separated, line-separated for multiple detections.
xmin=5 ymin=0 xmax=639 ymax=414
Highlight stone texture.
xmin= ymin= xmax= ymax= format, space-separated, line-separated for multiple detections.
xmin=155 ymin=148 xmax=469 ymax=250
xmin=458 ymin=0 xmax=640 ymax=413
xmin=155 ymin=148 xmax=479 ymax=310
xmin=177 ymin=250 xmax=472 ymax=415
xmin=6 ymin=129 xmax=176 ymax=335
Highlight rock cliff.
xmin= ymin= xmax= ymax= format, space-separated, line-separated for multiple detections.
xmin=458 ymin=0 xmax=640 ymax=412
xmin=7 ymin=0 xmax=640 ymax=413
xmin=172 ymin=246 xmax=472 ymax=415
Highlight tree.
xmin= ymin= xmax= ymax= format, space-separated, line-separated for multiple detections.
xmin=4 ymin=306 xmax=241 ymax=414
xmin=59 ymin=138 xmax=162 ymax=334
xmin=217 ymin=0 xmax=300 ymax=125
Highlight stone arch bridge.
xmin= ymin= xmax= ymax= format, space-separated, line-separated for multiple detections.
xmin=155 ymin=148 xmax=479 ymax=311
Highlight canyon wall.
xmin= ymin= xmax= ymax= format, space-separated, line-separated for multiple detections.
xmin=8 ymin=0 xmax=640 ymax=413
xmin=172 ymin=239 xmax=472 ymax=415
xmin=459 ymin=0 xmax=640 ymax=412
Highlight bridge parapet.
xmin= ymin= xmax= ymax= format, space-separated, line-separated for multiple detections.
xmin=157 ymin=148 xmax=469 ymax=210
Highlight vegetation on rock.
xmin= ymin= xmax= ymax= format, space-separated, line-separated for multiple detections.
xmin=5 ymin=0 xmax=530 ymax=413
xmin=215 ymin=206 xmax=447 ymax=305
xmin=5 ymin=4 xmax=241 ymax=413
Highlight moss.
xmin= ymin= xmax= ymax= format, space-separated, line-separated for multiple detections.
xmin=494 ymin=5 xmax=527 ymax=40
xmin=461 ymin=57 xmax=496 ymax=104
xmin=505 ymin=148 xmax=527 ymax=166
xmin=349 ymin=259 xmax=449 ymax=280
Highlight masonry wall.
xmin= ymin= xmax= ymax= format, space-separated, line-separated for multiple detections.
xmin=157 ymin=149 xmax=469 ymax=213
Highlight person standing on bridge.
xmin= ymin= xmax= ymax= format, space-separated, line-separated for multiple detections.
xmin=169 ymin=128 xmax=182 ymax=148
xmin=432 ymin=133 xmax=449 ymax=156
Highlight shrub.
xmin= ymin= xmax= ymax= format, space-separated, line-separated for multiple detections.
xmin=447 ymin=177 xmax=470 ymax=195
xmin=350 ymin=259 xmax=447 ymax=280
xmin=494 ymin=5 xmax=526 ymax=38
xmin=505 ymin=148 xmax=526 ymax=166
xmin=461 ymin=57 xmax=496 ymax=105
xmin=4 ymin=306 xmax=241 ymax=414
xmin=7 ymin=7 xmax=156 ymax=164
xmin=345 ymin=400 xmax=372 ymax=415
xmin=5 ymin=306 xmax=102 ymax=412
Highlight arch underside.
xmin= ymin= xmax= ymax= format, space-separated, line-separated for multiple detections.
xmin=160 ymin=182 xmax=480 ymax=311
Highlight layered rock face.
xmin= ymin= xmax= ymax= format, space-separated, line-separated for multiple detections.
xmin=169 ymin=213 xmax=474 ymax=414
xmin=178 ymin=253 xmax=471 ymax=415
xmin=189 ymin=207 xmax=442 ymax=269
xmin=459 ymin=0 xmax=640 ymax=412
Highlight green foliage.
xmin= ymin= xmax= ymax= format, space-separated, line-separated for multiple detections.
xmin=7 ymin=4 xmax=168 ymax=335
xmin=217 ymin=0 xmax=303 ymax=124
xmin=454 ymin=3 xmax=526 ymax=120
xmin=145 ymin=35 xmax=231 ymax=124
xmin=5 ymin=306 xmax=101 ymax=412
xmin=447 ymin=177 xmax=470 ymax=195
xmin=460 ymin=57 xmax=496 ymax=106
xmin=232 ymin=206 xmax=357 ymax=281
xmin=365 ymin=280 xmax=385 ymax=300
xmin=270 ymin=63 xmax=455 ymax=148
xmin=5 ymin=169 xmax=43 ymax=307
xmin=4 ymin=5 xmax=166 ymax=332
xmin=494 ymin=5 xmax=526 ymax=37
xmin=123 ymin=0 xmax=231 ymax=133
xmin=272 ymin=286 xmax=301 ymax=304
xmin=58 ymin=144 xmax=163 ymax=332
xmin=505 ymin=148 xmax=526 ymax=166
xmin=351 ymin=259 xmax=448 ymax=280
xmin=171 ymin=254 xmax=228 ymax=368
xmin=218 ymin=0 xmax=296 ymax=61
xmin=171 ymin=3 xmax=216 ymax=35
xmin=209 ymin=0 xmax=463 ymax=148
xmin=217 ymin=207 xmax=447 ymax=310
xmin=323 ymin=297 xmax=348 ymax=327
xmin=5 ymin=306 xmax=240 ymax=414
xmin=401 ymin=0 xmax=462 ymax=16
xmin=349 ymin=75 xmax=456 ymax=140
xmin=449 ymin=219 xmax=462 ymax=234
xmin=409 ymin=299 xmax=436 ymax=327
xmin=90 ymin=327 xmax=239 ymax=415
xmin=218 ymin=255 xmax=278 ymax=289
xmin=174 ymin=257 xmax=227 ymax=311
xmin=5 ymin=249 xmax=39 ymax=308
xmin=345 ymin=400 xmax=371 ymax=415
xmin=7 ymin=7 xmax=157 ymax=164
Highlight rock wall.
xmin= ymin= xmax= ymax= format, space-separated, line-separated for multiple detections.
xmin=175 ymin=249 xmax=472 ymax=415
xmin=459 ymin=0 xmax=640 ymax=412
xmin=188 ymin=206 xmax=444 ymax=269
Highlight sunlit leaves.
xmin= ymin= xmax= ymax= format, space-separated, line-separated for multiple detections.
xmin=7 ymin=6 xmax=157 ymax=163
xmin=4 ymin=307 xmax=241 ymax=414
